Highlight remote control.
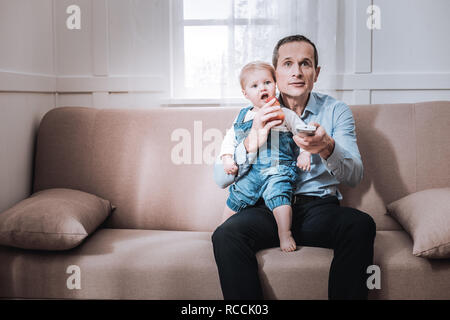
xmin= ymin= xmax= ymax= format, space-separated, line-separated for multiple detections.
xmin=296 ymin=124 xmax=317 ymax=136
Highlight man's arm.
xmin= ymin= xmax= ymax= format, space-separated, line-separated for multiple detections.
xmin=213 ymin=139 xmax=258 ymax=189
xmin=320 ymin=104 xmax=363 ymax=187
xmin=214 ymin=100 xmax=283 ymax=188
xmin=220 ymin=125 xmax=238 ymax=159
xmin=214 ymin=117 xmax=240 ymax=188
xmin=213 ymin=158 xmax=236 ymax=189
xmin=293 ymin=103 xmax=363 ymax=187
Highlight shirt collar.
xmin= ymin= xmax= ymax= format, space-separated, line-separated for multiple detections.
xmin=278 ymin=92 xmax=319 ymax=116
xmin=304 ymin=92 xmax=319 ymax=115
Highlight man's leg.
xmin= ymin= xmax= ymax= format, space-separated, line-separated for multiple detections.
xmin=292 ymin=196 xmax=376 ymax=300
xmin=211 ymin=200 xmax=279 ymax=299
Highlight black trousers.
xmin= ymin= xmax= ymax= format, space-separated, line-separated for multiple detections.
xmin=212 ymin=196 xmax=376 ymax=300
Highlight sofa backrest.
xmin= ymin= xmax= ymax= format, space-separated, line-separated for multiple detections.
xmin=33 ymin=101 xmax=450 ymax=232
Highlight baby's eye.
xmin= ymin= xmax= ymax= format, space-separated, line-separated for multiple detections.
xmin=264 ymin=80 xmax=272 ymax=85
xmin=251 ymin=84 xmax=257 ymax=88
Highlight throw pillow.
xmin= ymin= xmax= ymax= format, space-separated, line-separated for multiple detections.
xmin=0 ymin=188 xmax=113 ymax=250
xmin=386 ymin=188 xmax=450 ymax=258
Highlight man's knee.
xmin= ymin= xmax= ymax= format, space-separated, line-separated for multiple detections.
xmin=211 ymin=224 xmax=225 ymax=246
xmin=345 ymin=209 xmax=377 ymax=242
xmin=212 ymin=221 xmax=238 ymax=249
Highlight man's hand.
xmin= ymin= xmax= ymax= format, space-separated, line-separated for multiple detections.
xmin=293 ymin=122 xmax=335 ymax=160
xmin=244 ymin=98 xmax=282 ymax=153
xmin=222 ymin=154 xmax=238 ymax=175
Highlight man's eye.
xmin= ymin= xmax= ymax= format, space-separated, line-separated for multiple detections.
xmin=284 ymin=61 xmax=292 ymax=67
xmin=302 ymin=61 xmax=310 ymax=66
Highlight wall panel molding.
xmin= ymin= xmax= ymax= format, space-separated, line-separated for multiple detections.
xmin=0 ymin=71 xmax=166 ymax=93
xmin=2 ymin=70 xmax=447 ymax=95
xmin=354 ymin=0 xmax=372 ymax=73
xmin=56 ymin=75 xmax=166 ymax=93
xmin=0 ymin=71 xmax=56 ymax=92
xmin=317 ymin=73 xmax=450 ymax=90
xmin=92 ymin=0 xmax=109 ymax=76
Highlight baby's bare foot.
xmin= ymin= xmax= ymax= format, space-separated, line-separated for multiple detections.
xmin=279 ymin=231 xmax=297 ymax=252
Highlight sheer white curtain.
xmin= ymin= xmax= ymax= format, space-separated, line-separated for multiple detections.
xmin=220 ymin=0 xmax=337 ymax=98
xmin=173 ymin=0 xmax=338 ymax=99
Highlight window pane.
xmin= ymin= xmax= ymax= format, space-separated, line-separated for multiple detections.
xmin=234 ymin=25 xmax=276 ymax=70
xmin=184 ymin=26 xmax=228 ymax=97
xmin=184 ymin=0 xmax=231 ymax=20
xmin=234 ymin=0 xmax=278 ymax=19
xmin=223 ymin=25 xmax=278 ymax=97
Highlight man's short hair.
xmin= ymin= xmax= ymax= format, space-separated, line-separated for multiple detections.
xmin=272 ymin=35 xmax=319 ymax=69
xmin=239 ymin=61 xmax=276 ymax=89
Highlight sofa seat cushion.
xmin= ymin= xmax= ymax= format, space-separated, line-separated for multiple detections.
xmin=258 ymin=231 xmax=450 ymax=300
xmin=0 ymin=228 xmax=223 ymax=299
xmin=1 ymin=229 xmax=449 ymax=299
xmin=370 ymin=231 xmax=450 ymax=299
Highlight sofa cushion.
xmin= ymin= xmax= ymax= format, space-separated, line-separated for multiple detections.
xmin=1 ymin=229 xmax=449 ymax=299
xmin=0 ymin=188 xmax=113 ymax=250
xmin=370 ymin=231 xmax=450 ymax=299
xmin=339 ymin=103 xmax=416 ymax=231
xmin=414 ymin=101 xmax=450 ymax=191
xmin=387 ymin=188 xmax=450 ymax=259
xmin=259 ymin=230 xmax=450 ymax=300
xmin=32 ymin=102 xmax=450 ymax=232
xmin=0 ymin=229 xmax=223 ymax=299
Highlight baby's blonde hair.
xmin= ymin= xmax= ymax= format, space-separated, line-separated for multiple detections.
xmin=239 ymin=61 xmax=276 ymax=89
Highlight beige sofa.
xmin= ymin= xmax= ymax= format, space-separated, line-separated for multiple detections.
xmin=1 ymin=101 xmax=450 ymax=299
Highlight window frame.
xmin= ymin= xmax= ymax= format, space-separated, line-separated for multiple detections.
xmin=170 ymin=0 xmax=277 ymax=100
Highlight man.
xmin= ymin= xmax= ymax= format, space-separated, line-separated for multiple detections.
xmin=212 ymin=35 xmax=376 ymax=300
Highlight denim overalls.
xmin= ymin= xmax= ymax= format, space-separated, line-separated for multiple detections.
xmin=226 ymin=106 xmax=299 ymax=212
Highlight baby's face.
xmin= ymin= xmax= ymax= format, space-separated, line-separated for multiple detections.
xmin=242 ymin=69 xmax=276 ymax=108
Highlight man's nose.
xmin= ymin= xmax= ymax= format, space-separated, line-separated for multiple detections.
xmin=291 ymin=63 xmax=303 ymax=77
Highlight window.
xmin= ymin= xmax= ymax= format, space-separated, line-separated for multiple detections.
xmin=171 ymin=0 xmax=280 ymax=99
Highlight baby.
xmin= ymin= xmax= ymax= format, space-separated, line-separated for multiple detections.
xmin=219 ymin=61 xmax=311 ymax=252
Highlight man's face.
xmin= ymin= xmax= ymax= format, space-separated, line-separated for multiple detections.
xmin=275 ymin=41 xmax=320 ymax=99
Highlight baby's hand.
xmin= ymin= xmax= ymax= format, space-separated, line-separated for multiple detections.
xmin=222 ymin=155 xmax=238 ymax=175
xmin=297 ymin=151 xmax=311 ymax=172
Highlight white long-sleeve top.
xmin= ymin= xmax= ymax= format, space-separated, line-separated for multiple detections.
xmin=219 ymin=107 xmax=306 ymax=158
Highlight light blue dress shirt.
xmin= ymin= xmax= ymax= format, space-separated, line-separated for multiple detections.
xmin=214 ymin=91 xmax=363 ymax=200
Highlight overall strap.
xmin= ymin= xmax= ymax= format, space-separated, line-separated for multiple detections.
xmin=235 ymin=106 xmax=253 ymax=124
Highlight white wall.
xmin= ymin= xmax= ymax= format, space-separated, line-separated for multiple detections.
xmin=369 ymin=0 xmax=450 ymax=104
xmin=0 ymin=0 xmax=56 ymax=211
xmin=53 ymin=0 xmax=450 ymax=108
xmin=337 ymin=0 xmax=450 ymax=105
xmin=55 ymin=0 xmax=169 ymax=109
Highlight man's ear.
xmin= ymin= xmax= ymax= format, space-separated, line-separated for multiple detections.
xmin=314 ymin=66 xmax=321 ymax=82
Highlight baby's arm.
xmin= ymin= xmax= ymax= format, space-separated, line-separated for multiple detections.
xmin=297 ymin=150 xmax=311 ymax=171
xmin=222 ymin=154 xmax=238 ymax=175
xmin=281 ymin=107 xmax=306 ymax=136
xmin=220 ymin=120 xmax=239 ymax=175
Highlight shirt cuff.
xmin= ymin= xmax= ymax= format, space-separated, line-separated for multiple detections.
xmin=321 ymin=141 xmax=346 ymax=174
xmin=219 ymin=147 xmax=236 ymax=159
